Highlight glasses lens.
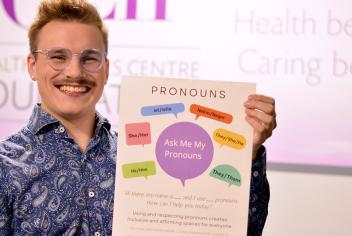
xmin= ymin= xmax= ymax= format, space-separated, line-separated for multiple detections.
xmin=80 ymin=49 xmax=104 ymax=72
xmin=46 ymin=48 xmax=71 ymax=71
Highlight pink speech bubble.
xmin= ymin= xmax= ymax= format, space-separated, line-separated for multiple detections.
xmin=125 ymin=122 xmax=151 ymax=146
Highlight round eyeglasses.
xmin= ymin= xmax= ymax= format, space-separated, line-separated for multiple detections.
xmin=32 ymin=47 xmax=107 ymax=72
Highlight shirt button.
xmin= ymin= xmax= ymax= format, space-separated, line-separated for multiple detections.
xmin=252 ymin=207 xmax=257 ymax=212
xmin=25 ymin=144 xmax=32 ymax=151
xmin=253 ymin=171 xmax=259 ymax=177
xmin=94 ymin=232 xmax=101 ymax=236
xmin=88 ymin=191 xmax=95 ymax=198
xmin=59 ymin=126 xmax=65 ymax=133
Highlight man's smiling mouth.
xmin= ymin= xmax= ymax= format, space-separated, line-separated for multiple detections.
xmin=58 ymin=85 xmax=89 ymax=93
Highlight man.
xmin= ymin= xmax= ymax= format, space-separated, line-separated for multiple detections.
xmin=0 ymin=0 xmax=276 ymax=235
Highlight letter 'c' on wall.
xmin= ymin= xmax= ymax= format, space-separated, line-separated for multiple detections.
xmin=2 ymin=0 xmax=23 ymax=27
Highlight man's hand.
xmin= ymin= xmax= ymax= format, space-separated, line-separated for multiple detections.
xmin=244 ymin=94 xmax=277 ymax=160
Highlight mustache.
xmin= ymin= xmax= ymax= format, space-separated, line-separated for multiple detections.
xmin=53 ymin=77 xmax=96 ymax=87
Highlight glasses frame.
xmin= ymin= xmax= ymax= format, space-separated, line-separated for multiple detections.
xmin=32 ymin=47 xmax=107 ymax=72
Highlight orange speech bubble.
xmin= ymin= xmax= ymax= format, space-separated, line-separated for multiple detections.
xmin=190 ymin=104 xmax=233 ymax=124
xmin=125 ymin=122 xmax=151 ymax=146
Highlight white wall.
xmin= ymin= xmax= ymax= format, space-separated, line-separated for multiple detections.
xmin=263 ymin=170 xmax=352 ymax=235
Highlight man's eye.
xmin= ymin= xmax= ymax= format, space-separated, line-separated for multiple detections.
xmin=49 ymin=54 xmax=67 ymax=61
xmin=82 ymin=56 xmax=99 ymax=64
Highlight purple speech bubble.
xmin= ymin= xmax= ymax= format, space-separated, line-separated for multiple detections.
xmin=156 ymin=122 xmax=214 ymax=186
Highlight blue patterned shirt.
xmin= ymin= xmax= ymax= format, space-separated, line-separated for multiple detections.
xmin=0 ymin=105 xmax=269 ymax=236
xmin=248 ymin=145 xmax=270 ymax=236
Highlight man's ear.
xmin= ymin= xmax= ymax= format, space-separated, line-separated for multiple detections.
xmin=104 ymin=58 xmax=110 ymax=85
xmin=27 ymin=53 xmax=37 ymax=81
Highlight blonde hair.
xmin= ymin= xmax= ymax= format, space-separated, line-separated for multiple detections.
xmin=28 ymin=0 xmax=108 ymax=53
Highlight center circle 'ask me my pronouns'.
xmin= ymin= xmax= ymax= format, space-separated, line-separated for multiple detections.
xmin=156 ymin=122 xmax=214 ymax=186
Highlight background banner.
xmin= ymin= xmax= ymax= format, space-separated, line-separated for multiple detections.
xmin=0 ymin=0 xmax=351 ymax=170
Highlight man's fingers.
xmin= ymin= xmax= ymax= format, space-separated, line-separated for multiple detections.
xmin=245 ymin=116 xmax=266 ymax=135
xmin=244 ymin=100 xmax=275 ymax=115
xmin=245 ymin=108 xmax=275 ymax=128
xmin=248 ymin=94 xmax=275 ymax=105
xmin=244 ymin=94 xmax=276 ymax=117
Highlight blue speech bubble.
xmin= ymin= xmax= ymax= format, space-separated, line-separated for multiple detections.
xmin=141 ymin=103 xmax=185 ymax=118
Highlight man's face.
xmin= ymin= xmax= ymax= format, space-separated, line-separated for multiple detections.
xmin=27 ymin=20 xmax=109 ymax=121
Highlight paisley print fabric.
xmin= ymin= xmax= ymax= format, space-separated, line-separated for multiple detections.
xmin=0 ymin=104 xmax=269 ymax=236
xmin=0 ymin=105 xmax=117 ymax=235
xmin=248 ymin=146 xmax=270 ymax=236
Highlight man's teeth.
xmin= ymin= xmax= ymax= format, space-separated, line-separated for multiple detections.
xmin=59 ymin=85 xmax=87 ymax=93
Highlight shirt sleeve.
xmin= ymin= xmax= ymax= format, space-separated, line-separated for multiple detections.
xmin=0 ymin=163 xmax=12 ymax=234
xmin=247 ymin=145 xmax=270 ymax=236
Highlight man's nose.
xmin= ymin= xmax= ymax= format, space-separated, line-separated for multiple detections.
xmin=63 ymin=55 xmax=83 ymax=78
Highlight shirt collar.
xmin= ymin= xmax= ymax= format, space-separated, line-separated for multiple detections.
xmin=27 ymin=104 xmax=111 ymax=135
xmin=95 ymin=111 xmax=111 ymax=133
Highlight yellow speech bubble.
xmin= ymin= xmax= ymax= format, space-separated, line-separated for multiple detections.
xmin=212 ymin=128 xmax=246 ymax=150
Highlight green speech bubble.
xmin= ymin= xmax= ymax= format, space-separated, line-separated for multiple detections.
xmin=209 ymin=164 xmax=241 ymax=187
xmin=122 ymin=161 xmax=156 ymax=179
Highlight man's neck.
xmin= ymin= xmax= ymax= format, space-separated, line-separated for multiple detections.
xmin=60 ymin=113 xmax=96 ymax=153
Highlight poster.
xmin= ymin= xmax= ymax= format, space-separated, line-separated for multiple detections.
xmin=113 ymin=76 xmax=256 ymax=236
